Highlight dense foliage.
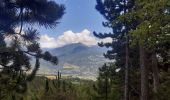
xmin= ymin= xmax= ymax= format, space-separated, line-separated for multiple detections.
xmin=94 ymin=0 xmax=170 ymax=100
xmin=0 ymin=0 xmax=65 ymax=98
xmin=4 ymin=76 xmax=96 ymax=100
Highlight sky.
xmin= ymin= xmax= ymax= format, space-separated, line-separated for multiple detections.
xmin=38 ymin=0 xmax=112 ymax=48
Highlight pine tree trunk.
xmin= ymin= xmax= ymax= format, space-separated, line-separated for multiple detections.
xmin=151 ymin=53 xmax=159 ymax=93
xmin=140 ymin=45 xmax=149 ymax=100
xmin=123 ymin=0 xmax=129 ymax=99
xmin=124 ymin=35 xmax=129 ymax=100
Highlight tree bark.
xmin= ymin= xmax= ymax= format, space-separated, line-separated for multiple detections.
xmin=140 ymin=45 xmax=149 ymax=100
xmin=151 ymin=53 xmax=159 ymax=93
xmin=124 ymin=35 xmax=129 ymax=100
xmin=123 ymin=0 xmax=129 ymax=99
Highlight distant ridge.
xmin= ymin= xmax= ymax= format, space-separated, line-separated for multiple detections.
xmin=38 ymin=43 xmax=109 ymax=79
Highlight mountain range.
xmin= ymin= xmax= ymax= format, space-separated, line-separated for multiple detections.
xmin=37 ymin=43 xmax=110 ymax=80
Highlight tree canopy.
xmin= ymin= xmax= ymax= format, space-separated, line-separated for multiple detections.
xmin=0 ymin=0 xmax=65 ymax=98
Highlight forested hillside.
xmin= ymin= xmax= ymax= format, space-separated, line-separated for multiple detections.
xmin=4 ymin=76 xmax=96 ymax=100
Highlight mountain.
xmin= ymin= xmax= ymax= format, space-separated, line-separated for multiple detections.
xmin=37 ymin=43 xmax=110 ymax=80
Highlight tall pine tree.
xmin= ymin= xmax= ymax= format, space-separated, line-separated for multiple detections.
xmin=124 ymin=0 xmax=170 ymax=99
xmin=94 ymin=0 xmax=137 ymax=99
xmin=0 ymin=0 xmax=65 ymax=98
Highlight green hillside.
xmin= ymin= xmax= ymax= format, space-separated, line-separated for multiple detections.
xmin=4 ymin=76 xmax=97 ymax=100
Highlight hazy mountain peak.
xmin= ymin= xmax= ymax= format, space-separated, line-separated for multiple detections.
xmin=39 ymin=43 xmax=109 ymax=79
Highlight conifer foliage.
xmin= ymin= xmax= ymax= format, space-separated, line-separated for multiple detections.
xmin=0 ymin=0 xmax=65 ymax=98
xmin=94 ymin=0 xmax=170 ymax=100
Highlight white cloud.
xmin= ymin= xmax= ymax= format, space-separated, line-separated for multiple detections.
xmin=39 ymin=35 xmax=57 ymax=48
xmin=99 ymin=37 xmax=113 ymax=43
xmin=39 ymin=29 xmax=112 ymax=48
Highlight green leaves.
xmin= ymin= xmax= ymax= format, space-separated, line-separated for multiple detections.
xmin=129 ymin=0 xmax=170 ymax=50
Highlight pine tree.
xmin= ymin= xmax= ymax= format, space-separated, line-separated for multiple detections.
xmin=125 ymin=0 xmax=170 ymax=99
xmin=94 ymin=0 xmax=137 ymax=100
xmin=95 ymin=0 xmax=170 ymax=99
xmin=93 ymin=63 xmax=112 ymax=100
xmin=0 ymin=0 xmax=65 ymax=98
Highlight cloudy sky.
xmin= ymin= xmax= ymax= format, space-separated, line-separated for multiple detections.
xmin=37 ymin=0 xmax=112 ymax=48
xmin=40 ymin=29 xmax=112 ymax=48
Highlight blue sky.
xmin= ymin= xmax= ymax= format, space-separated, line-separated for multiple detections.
xmin=38 ymin=0 xmax=112 ymax=48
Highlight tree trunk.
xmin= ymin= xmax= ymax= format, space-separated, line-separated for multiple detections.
xmin=124 ymin=35 xmax=129 ymax=100
xmin=151 ymin=53 xmax=159 ymax=93
xmin=140 ymin=45 xmax=149 ymax=100
xmin=123 ymin=0 xmax=129 ymax=99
